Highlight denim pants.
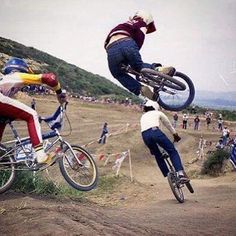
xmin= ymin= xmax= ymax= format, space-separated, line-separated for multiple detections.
xmin=142 ymin=128 xmax=184 ymax=177
xmin=106 ymin=38 xmax=151 ymax=95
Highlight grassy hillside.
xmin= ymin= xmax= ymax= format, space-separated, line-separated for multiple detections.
xmin=0 ymin=37 xmax=140 ymax=102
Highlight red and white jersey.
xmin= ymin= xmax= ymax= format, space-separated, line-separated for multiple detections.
xmin=0 ymin=71 xmax=61 ymax=147
xmin=0 ymin=72 xmax=61 ymax=97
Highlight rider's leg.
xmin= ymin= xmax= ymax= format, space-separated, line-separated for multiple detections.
xmin=152 ymin=128 xmax=184 ymax=172
xmin=155 ymin=131 xmax=190 ymax=181
xmin=0 ymin=96 xmax=49 ymax=164
xmin=107 ymin=48 xmax=141 ymax=95
xmin=107 ymin=39 xmax=154 ymax=99
xmin=122 ymin=40 xmax=154 ymax=99
xmin=142 ymin=130 xmax=170 ymax=177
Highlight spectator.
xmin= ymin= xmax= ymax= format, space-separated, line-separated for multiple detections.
xmin=206 ymin=115 xmax=211 ymax=129
xmin=31 ymin=98 xmax=36 ymax=110
xmin=191 ymin=105 xmax=196 ymax=114
xmin=182 ymin=114 xmax=188 ymax=129
xmin=194 ymin=115 xmax=200 ymax=130
xmin=222 ymin=126 xmax=230 ymax=146
xmin=98 ymin=122 xmax=109 ymax=144
xmin=217 ymin=114 xmax=223 ymax=131
xmin=173 ymin=112 xmax=178 ymax=128
xmin=216 ymin=138 xmax=224 ymax=149
xmin=125 ymin=97 xmax=129 ymax=106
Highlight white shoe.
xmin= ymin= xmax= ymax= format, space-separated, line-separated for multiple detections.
xmin=157 ymin=66 xmax=176 ymax=76
xmin=35 ymin=148 xmax=53 ymax=164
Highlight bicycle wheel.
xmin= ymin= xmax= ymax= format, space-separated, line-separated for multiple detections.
xmin=0 ymin=151 xmax=16 ymax=194
xmin=185 ymin=181 xmax=194 ymax=193
xmin=158 ymin=72 xmax=195 ymax=111
xmin=167 ymin=172 xmax=184 ymax=203
xmin=141 ymin=68 xmax=186 ymax=90
xmin=59 ymin=145 xmax=98 ymax=191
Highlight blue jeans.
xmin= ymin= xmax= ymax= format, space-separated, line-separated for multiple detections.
xmin=142 ymin=128 xmax=184 ymax=177
xmin=106 ymin=38 xmax=151 ymax=95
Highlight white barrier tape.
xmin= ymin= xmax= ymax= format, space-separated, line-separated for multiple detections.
xmin=82 ymin=123 xmax=139 ymax=148
xmin=92 ymin=150 xmax=133 ymax=181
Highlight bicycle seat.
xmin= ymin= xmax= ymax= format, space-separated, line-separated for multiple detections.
xmin=161 ymin=153 xmax=169 ymax=159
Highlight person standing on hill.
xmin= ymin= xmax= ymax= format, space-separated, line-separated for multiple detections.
xmin=173 ymin=112 xmax=178 ymax=128
xmin=31 ymin=98 xmax=36 ymax=110
xmin=222 ymin=126 xmax=230 ymax=146
xmin=98 ymin=122 xmax=109 ymax=144
xmin=206 ymin=115 xmax=211 ymax=129
xmin=140 ymin=100 xmax=189 ymax=182
xmin=182 ymin=114 xmax=188 ymax=129
xmin=194 ymin=115 xmax=200 ymax=130
xmin=0 ymin=57 xmax=67 ymax=164
xmin=104 ymin=10 xmax=175 ymax=100
xmin=217 ymin=114 xmax=223 ymax=131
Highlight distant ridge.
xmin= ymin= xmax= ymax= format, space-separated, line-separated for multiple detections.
xmin=194 ymin=90 xmax=236 ymax=110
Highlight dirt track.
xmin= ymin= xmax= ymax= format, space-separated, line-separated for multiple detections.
xmin=0 ymin=98 xmax=236 ymax=235
xmin=0 ymin=171 xmax=235 ymax=236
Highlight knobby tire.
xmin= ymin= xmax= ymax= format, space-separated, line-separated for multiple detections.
xmin=167 ymin=172 xmax=185 ymax=203
xmin=59 ymin=145 xmax=98 ymax=191
xmin=0 ymin=153 xmax=16 ymax=194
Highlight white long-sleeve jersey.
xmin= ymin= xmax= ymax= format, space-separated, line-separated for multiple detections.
xmin=140 ymin=110 xmax=176 ymax=134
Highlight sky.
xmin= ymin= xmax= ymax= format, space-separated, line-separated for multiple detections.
xmin=0 ymin=0 xmax=236 ymax=92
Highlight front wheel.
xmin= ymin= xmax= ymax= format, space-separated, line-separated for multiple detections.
xmin=59 ymin=145 xmax=98 ymax=191
xmin=167 ymin=172 xmax=184 ymax=203
xmin=158 ymin=72 xmax=195 ymax=111
xmin=0 ymin=151 xmax=16 ymax=194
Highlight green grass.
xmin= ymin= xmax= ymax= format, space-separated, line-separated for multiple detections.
xmin=201 ymin=149 xmax=230 ymax=176
xmin=12 ymin=171 xmax=84 ymax=198
xmin=96 ymin=175 xmax=121 ymax=193
xmin=11 ymin=171 xmax=123 ymax=200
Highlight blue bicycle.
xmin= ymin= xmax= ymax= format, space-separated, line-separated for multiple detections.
xmin=0 ymin=103 xmax=98 ymax=193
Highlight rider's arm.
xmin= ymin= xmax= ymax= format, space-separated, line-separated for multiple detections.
xmin=18 ymin=72 xmax=62 ymax=94
xmin=159 ymin=111 xmax=176 ymax=135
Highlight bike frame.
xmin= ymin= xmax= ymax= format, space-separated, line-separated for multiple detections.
xmin=162 ymin=153 xmax=183 ymax=185
xmin=0 ymin=105 xmax=82 ymax=171
xmin=122 ymin=65 xmax=177 ymax=96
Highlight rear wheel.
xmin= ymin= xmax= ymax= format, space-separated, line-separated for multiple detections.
xmin=167 ymin=172 xmax=184 ymax=203
xmin=59 ymin=145 xmax=98 ymax=191
xmin=158 ymin=72 xmax=195 ymax=111
xmin=0 ymin=151 xmax=16 ymax=194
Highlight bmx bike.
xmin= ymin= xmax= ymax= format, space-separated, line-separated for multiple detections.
xmin=0 ymin=103 xmax=98 ymax=193
xmin=161 ymin=151 xmax=194 ymax=203
xmin=122 ymin=65 xmax=195 ymax=111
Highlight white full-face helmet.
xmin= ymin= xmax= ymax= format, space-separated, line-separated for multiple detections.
xmin=132 ymin=10 xmax=156 ymax=34
xmin=144 ymin=100 xmax=159 ymax=111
